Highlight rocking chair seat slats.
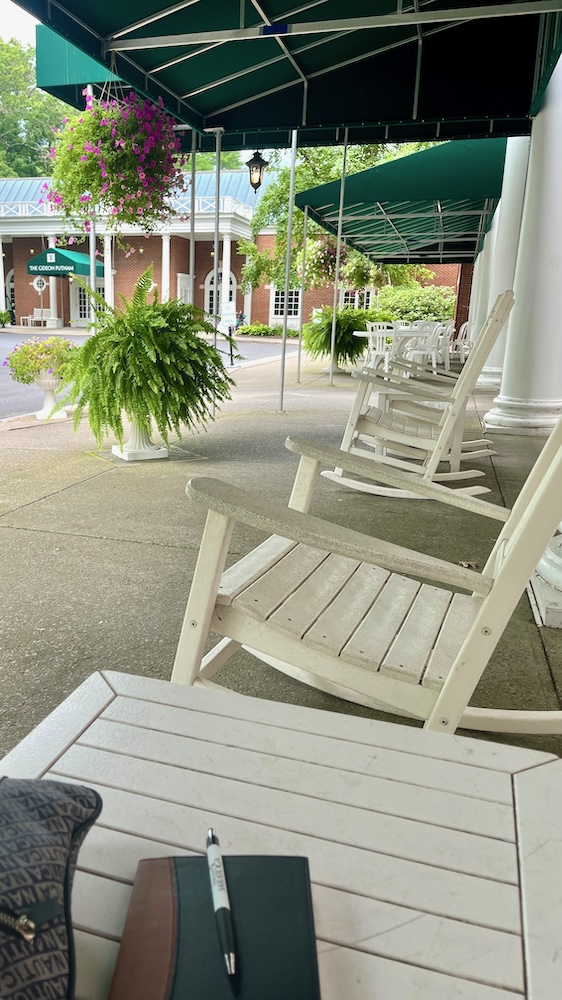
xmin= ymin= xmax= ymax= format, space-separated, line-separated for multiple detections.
xmin=216 ymin=539 xmax=481 ymax=692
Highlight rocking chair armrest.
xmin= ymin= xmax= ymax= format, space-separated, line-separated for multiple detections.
xmin=285 ymin=436 xmax=510 ymax=522
xmin=186 ymin=476 xmax=493 ymax=596
xmin=354 ymin=369 xmax=454 ymax=400
xmin=389 ymin=359 xmax=458 ymax=383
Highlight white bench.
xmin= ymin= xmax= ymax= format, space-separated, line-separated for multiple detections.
xmin=1 ymin=669 xmax=561 ymax=999
xmin=21 ymin=308 xmax=53 ymax=327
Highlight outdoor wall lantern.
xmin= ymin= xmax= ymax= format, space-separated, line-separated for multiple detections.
xmin=245 ymin=150 xmax=269 ymax=192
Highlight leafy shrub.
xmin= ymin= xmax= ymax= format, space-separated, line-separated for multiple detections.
xmin=303 ymin=307 xmax=370 ymax=365
xmin=237 ymin=322 xmax=299 ymax=338
xmin=374 ymin=285 xmax=455 ymax=321
xmin=237 ymin=323 xmax=276 ymax=337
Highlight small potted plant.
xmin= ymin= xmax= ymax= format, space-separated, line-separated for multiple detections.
xmin=0 ymin=308 xmax=11 ymax=327
xmin=3 ymin=336 xmax=79 ymax=420
xmin=58 ymin=266 xmax=237 ymax=460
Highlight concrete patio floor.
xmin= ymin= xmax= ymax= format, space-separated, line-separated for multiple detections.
xmin=1 ymin=349 xmax=561 ymax=759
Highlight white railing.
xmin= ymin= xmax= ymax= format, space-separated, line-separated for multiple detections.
xmin=0 ymin=201 xmax=54 ymax=218
xmin=0 ymin=196 xmax=253 ymax=221
xmin=172 ymin=195 xmax=252 ymax=220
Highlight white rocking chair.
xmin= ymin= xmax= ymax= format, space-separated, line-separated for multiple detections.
xmin=171 ymin=421 xmax=562 ymax=737
xmin=321 ymin=291 xmax=514 ymax=498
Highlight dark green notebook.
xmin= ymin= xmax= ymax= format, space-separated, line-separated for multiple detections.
xmin=109 ymin=855 xmax=322 ymax=1000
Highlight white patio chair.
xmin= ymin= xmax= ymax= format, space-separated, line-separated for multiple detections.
xmin=171 ymin=419 xmax=562 ymax=737
xmin=449 ymin=321 xmax=472 ymax=363
xmin=321 ymin=292 xmax=513 ymax=497
xmin=400 ymin=322 xmax=442 ymax=371
xmin=363 ymin=322 xmax=396 ymax=370
xmin=436 ymin=321 xmax=456 ymax=371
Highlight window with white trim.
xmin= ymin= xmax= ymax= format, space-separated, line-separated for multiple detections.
xmin=273 ymin=288 xmax=300 ymax=317
xmin=343 ymin=289 xmax=374 ymax=310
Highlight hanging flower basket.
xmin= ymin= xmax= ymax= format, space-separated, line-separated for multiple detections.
xmin=43 ymin=90 xmax=187 ymax=237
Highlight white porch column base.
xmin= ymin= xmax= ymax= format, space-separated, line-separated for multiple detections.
xmin=529 ymin=530 xmax=562 ymax=627
xmin=111 ymin=418 xmax=169 ymax=461
xmin=476 ymin=365 xmax=503 ymax=389
xmin=483 ymin=395 xmax=562 ymax=435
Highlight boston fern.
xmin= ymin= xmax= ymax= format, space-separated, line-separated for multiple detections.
xmin=302 ymin=306 xmax=371 ymax=366
xmin=61 ymin=267 xmax=237 ymax=447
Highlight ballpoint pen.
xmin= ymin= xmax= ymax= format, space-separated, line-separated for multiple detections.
xmin=206 ymin=829 xmax=236 ymax=977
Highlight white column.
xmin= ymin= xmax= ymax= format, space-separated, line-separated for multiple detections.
xmin=466 ymin=252 xmax=482 ymax=337
xmin=48 ymin=238 xmax=58 ymax=320
xmin=484 ymin=59 xmax=562 ymax=435
xmin=103 ymin=234 xmax=114 ymax=308
xmin=243 ymin=254 xmax=252 ymax=323
xmin=0 ymin=236 xmax=6 ymax=312
xmin=45 ymin=236 xmax=62 ymax=328
xmin=220 ymin=234 xmax=231 ymax=325
xmin=469 ymin=229 xmax=494 ymax=344
xmin=479 ymin=136 xmax=530 ymax=389
xmin=161 ymin=233 xmax=171 ymax=302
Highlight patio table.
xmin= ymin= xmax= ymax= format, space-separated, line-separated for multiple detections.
xmin=1 ymin=669 xmax=561 ymax=999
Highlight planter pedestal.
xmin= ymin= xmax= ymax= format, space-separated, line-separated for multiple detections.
xmin=35 ymin=372 xmax=67 ymax=421
xmin=111 ymin=418 xmax=169 ymax=461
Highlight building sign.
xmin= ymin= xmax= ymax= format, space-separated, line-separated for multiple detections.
xmin=26 ymin=249 xmax=104 ymax=277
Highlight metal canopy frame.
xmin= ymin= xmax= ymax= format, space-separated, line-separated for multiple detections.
xmin=294 ymin=138 xmax=507 ymax=263
xmin=26 ymin=0 xmax=562 ymax=146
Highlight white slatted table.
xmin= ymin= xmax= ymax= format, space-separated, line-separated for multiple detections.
xmin=1 ymin=670 xmax=561 ymax=999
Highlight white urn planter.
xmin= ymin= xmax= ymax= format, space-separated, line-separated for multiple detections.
xmin=111 ymin=416 xmax=169 ymax=462
xmin=35 ymin=370 xmax=67 ymax=421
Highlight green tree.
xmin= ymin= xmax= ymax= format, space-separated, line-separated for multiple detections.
xmin=195 ymin=150 xmax=244 ymax=170
xmin=238 ymin=142 xmax=436 ymax=294
xmin=0 ymin=38 xmax=71 ymax=176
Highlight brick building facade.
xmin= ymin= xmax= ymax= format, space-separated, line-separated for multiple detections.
xmin=0 ymin=174 xmax=471 ymax=331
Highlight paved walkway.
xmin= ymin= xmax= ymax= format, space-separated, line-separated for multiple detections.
xmin=1 ymin=351 xmax=561 ymax=759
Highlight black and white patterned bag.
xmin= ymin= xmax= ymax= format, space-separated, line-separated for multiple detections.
xmin=0 ymin=776 xmax=102 ymax=998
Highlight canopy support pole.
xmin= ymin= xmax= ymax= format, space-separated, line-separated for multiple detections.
xmin=207 ymin=127 xmax=224 ymax=347
xmin=86 ymin=85 xmax=97 ymax=324
xmin=279 ymin=128 xmax=298 ymax=411
xmin=189 ymin=129 xmax=197 ymax=305
xmin=296 ymin=204 xmax=308 ymax=383
xmin=329 ymin=127 xmax=348 ymax=385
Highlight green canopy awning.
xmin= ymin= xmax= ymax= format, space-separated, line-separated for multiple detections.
xmin=295 ymin=139 xmax=507 ymax=264
xmin=35 ymin=25 xmax=120 ymax=109
xmin=27 ymin=1 xmax=562 ymax=146
xmin=27 ymin=249 xmax=105 ymax=277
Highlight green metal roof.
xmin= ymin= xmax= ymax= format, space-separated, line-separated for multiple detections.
xmin=27 ymin=249 xmax=105 ymax=277
xmin=26 ymin=1 xmax=562 ymax=147
xmin=295 ymin=139 xmax=507 ymax=263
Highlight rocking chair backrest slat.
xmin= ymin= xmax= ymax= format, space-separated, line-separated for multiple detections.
xmin=424 ymin=291 xmax=514 ymax=475
xmin=482 ymin=413 xmax=562 ymax=578
xmin=428 ymin=429 xmax=562 ymax=731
